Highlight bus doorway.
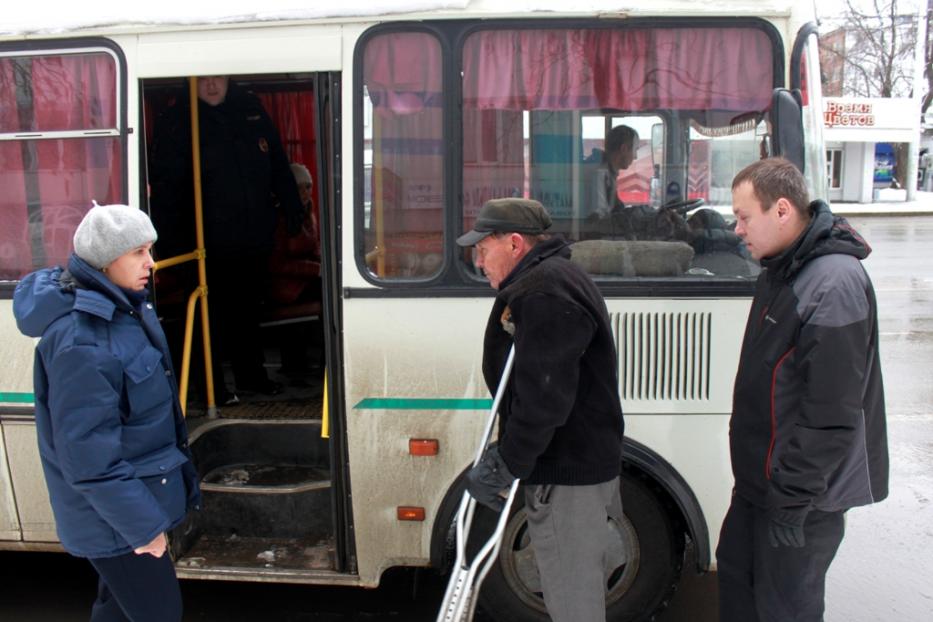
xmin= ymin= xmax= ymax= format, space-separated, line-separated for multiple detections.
xmin=141 ymin=73 xmax=346 ymax=580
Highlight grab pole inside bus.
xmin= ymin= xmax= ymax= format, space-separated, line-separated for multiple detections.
xmin=152 ymin=76 xmax=217 ymax=419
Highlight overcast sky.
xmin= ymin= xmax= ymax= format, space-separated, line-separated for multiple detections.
xmin=818 ymin=0 xmax=923 ymax=20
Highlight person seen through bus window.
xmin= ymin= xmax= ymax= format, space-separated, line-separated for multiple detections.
xmin=457 ymin=198 xmax=625 ymax=622
xmin=588 ymin=124 xmax=638 ymax=218
xmin=718 ymin=158 xmax=889 ymax=622
xmin=12 ymin=203 xmax=201 ymax=622
xmin=148 ymin=75 xmax=304 ymax=405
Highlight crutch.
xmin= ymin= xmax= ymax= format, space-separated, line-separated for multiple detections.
xmin=437 ymin=345 xmax=520 ymax=622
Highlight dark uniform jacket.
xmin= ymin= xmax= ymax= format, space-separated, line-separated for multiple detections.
xmin=483 ymin=237 xmax=624 ymax=485
xmin=148 ymin=84 xmax=302 ymax=256
xmin=13 ymin=255 xmax=200 ymax=558
xmin=731 ymin=201 xmax=888 ymax=513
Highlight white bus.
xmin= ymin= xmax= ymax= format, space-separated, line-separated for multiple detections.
xmin=0 ymin=2 xmax=826 ymax=619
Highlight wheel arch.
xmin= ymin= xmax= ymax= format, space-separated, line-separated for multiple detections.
xmin=429 ymin=467 xmax=468 ymax=572
xmin=428 ymin=437 xmax=711 ymax=573
xmin=622 ymin=437 xmax=711 ymax=572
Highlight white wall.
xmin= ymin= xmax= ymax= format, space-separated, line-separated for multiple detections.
xmin=836 ymin=142 xmax=874 ymax=203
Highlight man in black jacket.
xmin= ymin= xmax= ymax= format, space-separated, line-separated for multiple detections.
xmin=718 ymin=158 xmax=888 ymax=622
xmin=456 ymin=198 xmax=624 ymax=622
xmin=149 ymin=76 xmax=303 ymax=403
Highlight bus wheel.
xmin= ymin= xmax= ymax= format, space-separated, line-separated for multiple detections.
xmin=477 ymin=470 xmax=683 ymax=622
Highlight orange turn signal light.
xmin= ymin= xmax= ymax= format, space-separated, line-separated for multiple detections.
xmin=397 ymin=506 xmax=426 ymax=521
xmin=409 ymin=438 xmax=439 ymax=456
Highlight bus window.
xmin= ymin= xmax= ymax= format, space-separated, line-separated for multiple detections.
xmin=360 ymin=31 xmax=445 ymax=281
xmin=460 ymin=26 xmax=775 ymax=280
xmin=0 ymin=50 xmax=123 ymax=280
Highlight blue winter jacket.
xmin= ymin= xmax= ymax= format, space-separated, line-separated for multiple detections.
xmin=13 ymin=254 xmax=201 ymax=558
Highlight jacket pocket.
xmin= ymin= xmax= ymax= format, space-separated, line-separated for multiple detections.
xmin=124 ymin=346 xmax=171 ymax=415
xmin=135 ymin=445 xmax=190 ymax=527
xmin=141 ymin=466 xmax=187 ymax=529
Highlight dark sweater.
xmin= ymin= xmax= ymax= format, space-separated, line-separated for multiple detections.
xmin=483 ymin=237 xmax=624 ymax=485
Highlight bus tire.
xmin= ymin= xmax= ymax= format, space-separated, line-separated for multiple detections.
xmin=476 ymin=469 xmax=683 ymax=622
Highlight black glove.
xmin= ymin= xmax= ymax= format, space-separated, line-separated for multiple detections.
xmin=768 ymin=507 xmax=808 ymax=548
xmin=465 ymin=446 xmax=516 ymax=512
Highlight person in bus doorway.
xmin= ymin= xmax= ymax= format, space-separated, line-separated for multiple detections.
xmin=718 ymin=158 xmax=889 ymax=622
xmin=268 ymin=162 xmax=321 ymax=305
xmin=456 ymin=198 xmax=625 ymax=622
xmin=12 ymin=203 xmax=201 ymax=622
xmin=588 ymin=124 xmax=638 ymax=219
xmin=148 ymin=75 xmax=303 ymax=405
xmin=267 ymin=162 xmax=324 ymax=383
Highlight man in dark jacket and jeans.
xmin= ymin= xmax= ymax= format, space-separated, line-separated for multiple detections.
xmin=718 ymin=158 xmax=888 ymax=621
xmin=456 ymin=198 xmax=624 ymax=622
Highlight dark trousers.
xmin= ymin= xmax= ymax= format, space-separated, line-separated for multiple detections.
xmin=88 ymin=551 xmax=182 ymax=622
xmin=716 ymin=493 xmax=845 ymax=622
xmin=206 ymin=249 xmax=271 ymax=393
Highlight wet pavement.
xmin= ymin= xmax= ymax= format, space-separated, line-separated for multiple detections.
xmin=2 ymin=214 xmax=931 ymax=621
xmin=822 ymin=215 xmax=933 ymax=622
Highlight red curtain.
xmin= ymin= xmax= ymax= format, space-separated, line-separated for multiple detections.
xmin=363 ymin=32 xmax=444 ymax=116
xmin=256 ymin=91 xmax=317 ymax=189
xmin=0 ymin=53 xmax=117 ymax=133
xmin=362 ymin=27 xmax=773 ymax=114
xmin=0 ymin=52 xmax=121 ymax=278
xmin=461 ymin=27 xmax=774 ymax=113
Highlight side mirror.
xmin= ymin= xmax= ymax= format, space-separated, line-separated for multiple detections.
xmin=769 ymin=88 xmax=805 ymax=172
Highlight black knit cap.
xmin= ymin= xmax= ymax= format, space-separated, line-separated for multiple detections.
xmin=456 ymin=198 xmax=553 ymax=247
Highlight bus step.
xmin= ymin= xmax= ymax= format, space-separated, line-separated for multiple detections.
xmin=200 ymin=463 xmax=330 ymax=491
xmin=176 ymin=534 xmax=336 ymax=572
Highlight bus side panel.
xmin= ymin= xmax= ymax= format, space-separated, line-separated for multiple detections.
xmin=134 ymin=25 xmax=343 ymax=78
xmin=0 ymin=424 xmax=21 ymax=541
xmin=608 ymin=297 xmax=749 ymax=562
xmin=0 ymin=300 xmax=58 ymax=543
xmin=341 ymin=298 xmax=491 ymax=585
xmin=340 ymin=296 xmax=748 ymax=583
xmin=3 ymin=421 xmax=57 ymax=542
xmin=626 ymin=413 xmax=731 ymax=567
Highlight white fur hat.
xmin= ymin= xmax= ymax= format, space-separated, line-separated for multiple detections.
xmin=290 ymin=163 xmax=312 ymax=185
xmin=73 ymin=202 xmax=158 ymax=269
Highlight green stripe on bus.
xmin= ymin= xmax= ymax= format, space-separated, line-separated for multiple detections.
xmin=354 ymin=398 xmax=493 ymax=410
xmin=0 ymin=392 xmax=35 ymax=404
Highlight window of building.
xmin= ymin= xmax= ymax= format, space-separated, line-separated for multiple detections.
xmin=826 ymin=148 xmax=843 ymax=189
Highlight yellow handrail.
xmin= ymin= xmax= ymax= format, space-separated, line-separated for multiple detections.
xmin=151 ymin=76 xmax=216 ymax=418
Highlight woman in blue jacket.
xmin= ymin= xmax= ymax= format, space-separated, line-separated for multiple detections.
xmin=13 ymin=203 xmax=200 ymax=622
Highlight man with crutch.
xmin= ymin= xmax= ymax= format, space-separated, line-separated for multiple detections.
xmin=456 ymin=198 xmax=625 ymax=622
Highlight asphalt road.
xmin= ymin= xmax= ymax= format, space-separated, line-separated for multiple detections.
xmin=2 ymin=215 xmax=931 ymax=621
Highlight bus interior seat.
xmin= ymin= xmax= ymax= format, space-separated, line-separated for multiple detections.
xmin=570 ymin=239 xmax=694 ymax=277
